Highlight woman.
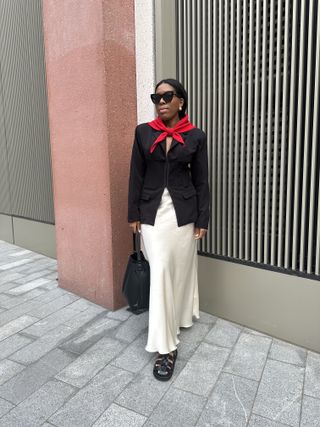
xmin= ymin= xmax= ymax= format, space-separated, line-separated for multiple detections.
xmin=128 ymin=78 xmax=209 ymax=381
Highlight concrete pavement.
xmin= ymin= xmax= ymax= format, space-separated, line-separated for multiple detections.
xmin=0 ymin=240 xmax=319 ymax=426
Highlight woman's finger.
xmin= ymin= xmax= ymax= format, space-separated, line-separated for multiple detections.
xmin=129 ymin=222 xmax=137 ymax=233
xmin=200 ymin=229 xmax=207 ymax=239
xmin=194 ymin=227 xmax=200 ymax=239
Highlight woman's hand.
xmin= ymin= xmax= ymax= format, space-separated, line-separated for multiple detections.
xmin=129 ymin=221 xmax=141 ymax=234
xmin=194 ymin=227 xmax=207 ymax=240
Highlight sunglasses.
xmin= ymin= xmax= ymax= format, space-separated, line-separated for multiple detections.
xmin=150 ymin=91 xmax=178 ymax=105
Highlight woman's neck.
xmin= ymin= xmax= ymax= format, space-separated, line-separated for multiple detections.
xmin=163 ymin=115 xmax=180 ymax=128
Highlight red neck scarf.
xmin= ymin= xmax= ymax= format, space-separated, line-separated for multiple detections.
xmin=148 ymin=115 xmax=196 ymax=153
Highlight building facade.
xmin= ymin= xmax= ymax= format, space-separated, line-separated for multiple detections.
xmin=0 ymin=0 xmax=319 ymax=352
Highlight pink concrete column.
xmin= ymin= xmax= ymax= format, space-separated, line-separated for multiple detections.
xmin=42 ymin=0 xmax=136 ymax=309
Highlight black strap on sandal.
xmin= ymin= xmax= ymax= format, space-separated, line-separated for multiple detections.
xmin=153 ymin=349 xmax=177 ymax=381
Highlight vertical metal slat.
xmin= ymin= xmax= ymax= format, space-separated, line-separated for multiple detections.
xmin=257 ymin=0 xmax=268 ymax=263
xmin=299 ymin=0 xmax=315 ymax=272
xmin=270 ymin=0 xmax=283 ymax=265
xmin=222 ymin=0 xmax=229 ymax=256
xmin=228 ymin=0 xmax=236 ymax=257
xmin=284 ymin=0 xmax=299 ymax=269
xmin=291 ymin=0 xmax=307 ymax=270
xmin=245 ymin=0 xmax=255 ymax=260
xmin=233 ymin=0 xmax=242 ymax=258
xmin=277 ymin=0 xmax=291 ymax=267
xmin=309 ymin=0 xmax=320 ymax=274
xmin=251 ymin=0 xmax=262 ymax=262
xmin=183 ymin=0 xmax=188 ymax=87
xmin=264 ymin=0 xmax=276 ymax=264
xmin=217 ymin=0 xmax=224 ymax=254
xmin=239 ymin=0 xmax=248 ymax=259
xmin=212 ymin=0 xmax=218 ymax=253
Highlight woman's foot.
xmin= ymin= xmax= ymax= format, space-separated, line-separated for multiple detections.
xmin=153 ymin=349 xmax=178 ymax=381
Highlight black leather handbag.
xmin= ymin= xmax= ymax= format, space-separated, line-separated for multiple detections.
xmin=122 ymin=232 xmax=150 ymax=314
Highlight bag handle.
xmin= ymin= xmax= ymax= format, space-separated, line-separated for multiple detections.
xmin=133 ymin=231 xmax=142 ymax=262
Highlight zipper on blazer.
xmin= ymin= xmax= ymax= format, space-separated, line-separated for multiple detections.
xmin=164 ymin=151 xmax=169 ymax=189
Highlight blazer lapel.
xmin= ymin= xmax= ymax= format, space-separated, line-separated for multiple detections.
xmin=149 ymin=130 xmax=166 ymax=156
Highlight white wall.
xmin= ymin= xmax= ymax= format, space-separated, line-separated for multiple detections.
xmin=134 ymin=0 xmax=156 ymax=124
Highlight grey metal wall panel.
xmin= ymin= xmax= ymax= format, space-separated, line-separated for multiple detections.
xmin=0 ymin=0 xmax=54 ymax=224
xmin=0 ymin=62 xmax=11 ymax=214
xmin=176 ymin=0 xmax=320 ymax=279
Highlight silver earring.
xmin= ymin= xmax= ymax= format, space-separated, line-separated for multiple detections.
xmin=179 ymin=106 xmax=182 ymax=111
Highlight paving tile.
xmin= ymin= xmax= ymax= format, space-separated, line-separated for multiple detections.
xmin=223 ymin=332 xmax=272 ymax=381
xmin=13 ymin=269 xmax=52 ymax=285
xmin=0 ymin=299 xmax=49 ymax=326
xmin=116 ymin=358 xmax=186 ymax=417
xmin=107 ymin=306 xmax=133 ymax=321
xmin=36 ymin=346 xmax=76 ymax=372
xmin=0 ymin=379 xmax=75 ymax=427
xmin=301 ymin=395 xmax=320 ymax=427
xmin=9 ymin=324 xmax=77 ymax=364
xmin=17 ymin=259 xmax=57 ymax=273
xmin=248 ymin=414 xmax=290 ymax=426
xmin=0 ymin=272 xmax=24 ymax=285
xmin=22 ymin=307 xmax=80 ymax=337
xmin=0 ymin=315 xmax=38 ymax=342
xmin=243 ymin=327 xmax=271 ymax=337
xmin=115 ymin=311 xmax=148 ymax=342
xmin=196 ymin=310 xmax=217 ymax=325
xmin=11 ymin=263 xmax=48 ymax=275
xmin=40 ymin=280 xmax=59 ymax=291
xmin=63 ymin=306 xmax=107 ymax=329
xmin=177 ymin=322 xmax=211 ymax=360
xmin=269 ymin=339 xmax=307 ymax=366
xmin=0 ymin=359 xmax=25 ymax=385
xmin=66 ymin=298 xmax=106 ymax=313
xmin=26 ymin=293 xmax=80 ymax=319
xmin=305 ymin=351 xmax=320 ymax=399
xmin=43 ymin=271 xmax=58 ymax=280
xmin=0 ymin=348 xmax=75 ymax=404
xmin=0 ymin=288 xmax=47 ymax=309
xmin=252 ymin=359 xmax=304 ymax=426
xmin=93 ymin=403 xmax=147 ymax=427
xmin=60 ymin=315 xmax=120 ymax=354
xmin=0 ymin=334 xmax=33 ymax=360
xmin=205 ymin=318 xmax=242 ymax=348
xmin=8 ymin=249 xmax=31 ymax=257
xmin=0 ymin=294 xmax=19 ymax=309
xmin=49 ymin=365 xmax=134 ymax=427
xmin=115 ymin=372 xmax=172 ymax=416
xmin=0 ymin=282 xmax=23 ymax=293
xmin=55 ymin=336 xmax=126 ymax=387
xmin=145 ymin=387 xmax=206 ymax=427
xmin=197 ymin=372 xmax=258 ymax=426
xmin=0 ymin=397 xmax=14 ymax=418
xmin=0 ymin=293 xmax=35 ymax=310
xmin=174 ymin=342 xmax=230 ymax=397
xmin=112 ymin=332 xmax=152 ymax=373
xmin=30 ymin=287 xmax=67 ymax=305
xmin=0 ymin=259 xmax=33 ymax=271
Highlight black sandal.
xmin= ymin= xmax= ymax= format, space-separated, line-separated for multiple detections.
xmin=153 ymin=349 xmax=178 ymax=381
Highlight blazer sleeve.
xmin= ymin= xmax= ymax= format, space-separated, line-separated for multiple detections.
xmin=191 ymin=132 xmax=210 ymax=229
xmin=128 ymin=126 xmax=146 ymax=222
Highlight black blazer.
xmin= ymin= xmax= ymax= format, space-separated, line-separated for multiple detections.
xmin=128 ymin=123 xmax=210 ymax=229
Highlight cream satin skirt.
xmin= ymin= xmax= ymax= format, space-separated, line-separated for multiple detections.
xmin=141 ymin=187 xmax=199 ymax=354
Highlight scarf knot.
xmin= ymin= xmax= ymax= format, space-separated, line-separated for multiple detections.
xmin=148 ymin=115 xmax=195 ymax=153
